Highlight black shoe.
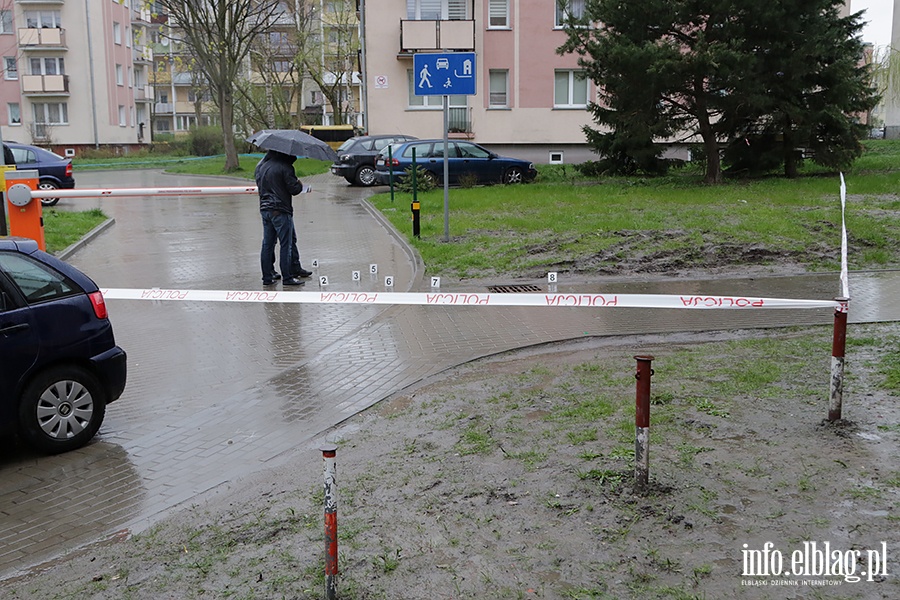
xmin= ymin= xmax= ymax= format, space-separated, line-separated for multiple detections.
xmin=296 ymin=268 xmax=313 ymax=278
xmin=283 ymin=277 xmax=305 ymax=286
xmin=263 ymin=279 xmax=277 ymax=286
xmin=274 ymin=273 xmax=282 ymax=280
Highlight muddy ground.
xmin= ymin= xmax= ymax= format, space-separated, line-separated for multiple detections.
xmin=1 ymin=315 xmax=897 ymax=599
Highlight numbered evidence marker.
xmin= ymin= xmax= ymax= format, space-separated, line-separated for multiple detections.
xmin=430 ymin=276 xmax=441 ymax=288
xmin=311 ymin=259 xmax=319 ymax=269
xmin=369 ymin=263 xmax=378 ymax=275
xmin=352 ymin=270 xmax=361 ymax=282
xmin=548 ymin=272 xmax=558 ymax=284
xmin=319 ymin=275 xmax=329 ymax=286
xmin=384 ymin=276 xmax=394 ymax=287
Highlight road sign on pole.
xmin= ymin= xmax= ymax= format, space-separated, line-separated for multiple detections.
xmin=413 ymin=52 xmax=477 ymax=96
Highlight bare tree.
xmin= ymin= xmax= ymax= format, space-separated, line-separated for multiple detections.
xmin=151 ymin=0 xmax=281 ymax=171
xmin=297 ymin=0 xmax=360 ymax=125
xmin=869 ymin=45 xmax=899 ymax=132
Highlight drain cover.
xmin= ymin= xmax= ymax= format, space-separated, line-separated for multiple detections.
xmin=487 ymin=284 xmax=543 ymax=293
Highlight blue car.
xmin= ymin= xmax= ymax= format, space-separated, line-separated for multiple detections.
xmin=7 ymin=142 xmax=76 ymax=208
xmin=0 ymin=237 xmax=126 ymax=453
xmin=374 ymin=139 xmax=537 ymax=186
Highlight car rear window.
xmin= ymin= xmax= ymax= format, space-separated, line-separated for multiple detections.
xmin=0 ymin=252 xmax=79 ymax=304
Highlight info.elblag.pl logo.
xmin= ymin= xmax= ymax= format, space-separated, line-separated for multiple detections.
xmin=741 ymin=541 xmax=890 ymax=587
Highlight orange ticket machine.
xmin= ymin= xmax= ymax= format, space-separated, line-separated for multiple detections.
xmin=5 ymin=169 xmax=43 ymax=250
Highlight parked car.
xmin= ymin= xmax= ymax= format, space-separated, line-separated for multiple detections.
xmin=6 ymin=142 xmax=76 ymax=207
xmin=330 ymin=134 xmax=418 ymax=186
xmin=374 ymin=140 xmax=537 ymax=186
xmin=0 ymin=237 xmax=126 ymax=454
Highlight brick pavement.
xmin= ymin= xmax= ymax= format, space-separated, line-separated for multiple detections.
xmin=1 ymin=169 xmax=899 ymax=579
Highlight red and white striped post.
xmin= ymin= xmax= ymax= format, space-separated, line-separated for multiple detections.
xmin=829 ymin=297 xmax=850 ymax=422
xmin=634 ymin=355 xmax=654 ymax=493
xmin=321 ymin=443 xmax=338 ymax=600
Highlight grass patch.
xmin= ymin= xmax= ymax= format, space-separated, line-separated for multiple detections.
xmin=41 ymin=208 xmax=107 ymax=254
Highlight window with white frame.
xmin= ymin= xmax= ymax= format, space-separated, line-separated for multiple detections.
xmin=555 ymin=0 xmax=585 ymax=27
xmin=554 ymin=69 xmax=588 ymax=107
xmin=118 ymin=105 xmax=126 ymax=126
xmin=407 ymin=70 xmax=466 ymax=108
xmin=489 ymin=69 xmax=508 ymax=107
xmin=32 ymin=102 xmax=68 ymax=139
xmin=114 ymin=22 xmax=121 ymax=44
xmin=488 ymin=0 xmax=508 ymax=28
xmin=25 ymin=11 xmax=62 ymax=29
xmin=30 ymin=57 xmax=64 ymax=75
xmin=115 ymin=64 xmax=123 ymax=85
xmin=406 ymin=0 xmax=468 ymax=20
xmin=8 ymin=103 xmax=20 ymax=125
xmin=0 ymin=10 xmax=13 ymax=34
xmin=4 ymin=57 xmax=17 ymax=80
xmin=128 ymin=66 xmax=133 ymax=87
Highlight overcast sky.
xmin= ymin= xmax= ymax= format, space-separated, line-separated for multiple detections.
xmin=854 ymin=0 xmax=894 ymax=47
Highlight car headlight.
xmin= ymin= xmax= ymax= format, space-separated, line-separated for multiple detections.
xmin=339 ymin=154 xmax=351 ymax=162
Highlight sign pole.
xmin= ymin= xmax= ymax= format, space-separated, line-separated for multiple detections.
xmin=443 ymin=94 xmax=450 ymax=242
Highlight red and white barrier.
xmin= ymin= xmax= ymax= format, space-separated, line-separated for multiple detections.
xmin=101 ymin=288 xmax=841 ymax=310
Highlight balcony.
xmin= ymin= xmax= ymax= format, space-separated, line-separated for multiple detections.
xmin=21 ymin=74 xmax=69 ymax=95
xmin=155 ymin=102 xmax=175 ymax=113
xmin=400 ymin=20 xmax=474 ymax=53
xmin=133 ymin=45 xmax=153 ymax=64
xmin=18 ymin=27 xmax=67 ymax=49
xmin=134 ymin=84 xmax=154 ymax=101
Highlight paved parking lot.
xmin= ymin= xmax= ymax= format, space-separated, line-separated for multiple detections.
xmin=2 ymin=169 xmax=898 ymax=579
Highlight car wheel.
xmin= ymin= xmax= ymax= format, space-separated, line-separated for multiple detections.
xmin=355 ymin=165 xmax=377 ymax=186
xmin=503 ymin=167 xmax=525 ymax=184
xmin=39 ymin=181 xmax=60 ymax=207
xmin=18 ymin=366 xmax=107 ymax=454
xmin=420 ymin=170 xmax=438 ymax=187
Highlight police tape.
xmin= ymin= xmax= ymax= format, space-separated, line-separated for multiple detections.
xmin=101 ymin=288 xmax=843 ymax=310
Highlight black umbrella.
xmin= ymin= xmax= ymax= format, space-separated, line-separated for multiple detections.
xmin=247 ymin=129 xmax=338 ymax=161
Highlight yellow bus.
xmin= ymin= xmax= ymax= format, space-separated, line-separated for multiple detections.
xmin=300 ymin=125 xmax=359 ymax=150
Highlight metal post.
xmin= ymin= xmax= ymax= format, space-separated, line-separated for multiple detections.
xmin=442 ymin=94 xmax=450 ymax=242
xmin=634 ymin=355 xmax=654 ymax=493
xmin=829 ymin=297 xmax=850 ymax=422
xmin=388 ymin=145 xmax=394 ymax=203
xmin=321 ymin=443 xmax=338 ymax=600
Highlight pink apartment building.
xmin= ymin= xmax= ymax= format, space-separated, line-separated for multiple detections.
xmin=362 ymin=0 xmax=598 ymax=164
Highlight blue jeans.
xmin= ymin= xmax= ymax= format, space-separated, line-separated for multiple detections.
xmin=260 ymin=210 xmax=298 ymax=282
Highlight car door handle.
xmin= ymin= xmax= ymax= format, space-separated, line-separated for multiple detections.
xmin=0 ymin=322 xmax=30 ymax=336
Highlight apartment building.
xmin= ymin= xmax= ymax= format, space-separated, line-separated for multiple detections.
xmin=362 ymin=0 xmax=597 ymax=164
xmin=0 ymin=0 xmax=153 ymax=153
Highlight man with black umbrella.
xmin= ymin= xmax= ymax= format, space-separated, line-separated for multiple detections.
xmin=256 ymin=149 xmax=313 ymax=286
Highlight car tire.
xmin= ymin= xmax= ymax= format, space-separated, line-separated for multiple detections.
xmin=18 ymin=366 xmax=107 ymax=454
xmin=503 ymin=167 xmax=525 ymax=184
xmin=355 ymin=165 xmax=377 ymax=186
xmin=420 ymin=170 xmax=439 ymax=187
xmin=39 ymin=180 xmax=60 ymax=207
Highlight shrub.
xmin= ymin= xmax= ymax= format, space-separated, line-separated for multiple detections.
xmin=189 ymin=126 xmax=224 ymax=157
xmin=395 ymin=166 xmax=437 ymax=193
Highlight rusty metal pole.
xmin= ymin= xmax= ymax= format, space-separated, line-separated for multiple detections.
xmin=634 ymin=355 xmax=654 ymax=493
xmin=321 ymin=443 xmax=338 ymax=600
xmin=829 ymin=297 xmax=850 ymax=422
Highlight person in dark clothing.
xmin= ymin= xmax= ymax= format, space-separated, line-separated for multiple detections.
xmin=256 ymin=150 xmax=313 ymax=286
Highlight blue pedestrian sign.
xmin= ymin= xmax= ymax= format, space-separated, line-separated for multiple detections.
xmin=413 ymin=52 xmax=476 ymax=96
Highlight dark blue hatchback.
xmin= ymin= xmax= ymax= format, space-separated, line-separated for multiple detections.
xmin=0 ymin=237 xmax=126 ymax=453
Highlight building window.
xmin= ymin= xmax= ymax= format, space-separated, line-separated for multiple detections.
xmin=406 ymin=0 xmax=468 ymax=20
xmin=554 ymin=70 xmax=588 ymax=108
xmin=488 ymin=0 xmax=508 ymax=28
xmin=115 ymin=64 xmax=123 ymax=85
xmin=113 ymin=22 xmax=121 ymax=44
xmin=4 ymin=57 xmax=17 ymax=80
xmin=407 ymin=70 xmax=466 ymax=108
xmin=489 ymin=70 xmax=508 ymax=107
xmin=155 ymin=120 xmax=171 ymax=132
xmin=32 ymin=102 xmax=68 ymax=138
xmin=119 ymin=105 xmax=126 ymax=126
xmin=8 ymin=103 xmax=21 ymax=125
xmin=555 ymin=0 xmax=585 ymax=27
xmin=272 ymin=60 xmax=292 ymax=73
xmin=176 ymin=115 xmax=196 ymax=130
xmin=0 ymin=10 xmax=13 ymax=34
xmin=30 ymin=57 xmax=64 ymax=75
xmin=25 ymin=11 xmax=62 ymax=29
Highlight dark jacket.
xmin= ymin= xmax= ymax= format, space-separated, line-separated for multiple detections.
xmin=255 ymin=150 xmax=304 ymax=214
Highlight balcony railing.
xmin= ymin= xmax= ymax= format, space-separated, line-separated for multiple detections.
xmin=155 ymin=102 xmax=175 ymax=113
xmin=21 ymin=74 xmax=69 ymax=95
xmin=400 ymin=19 xmax=474 ymax=53
xmin=134 ymin=84 xmax=154 ymax=101
xmin=17 ymin=27 xmax=67 ymax=49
